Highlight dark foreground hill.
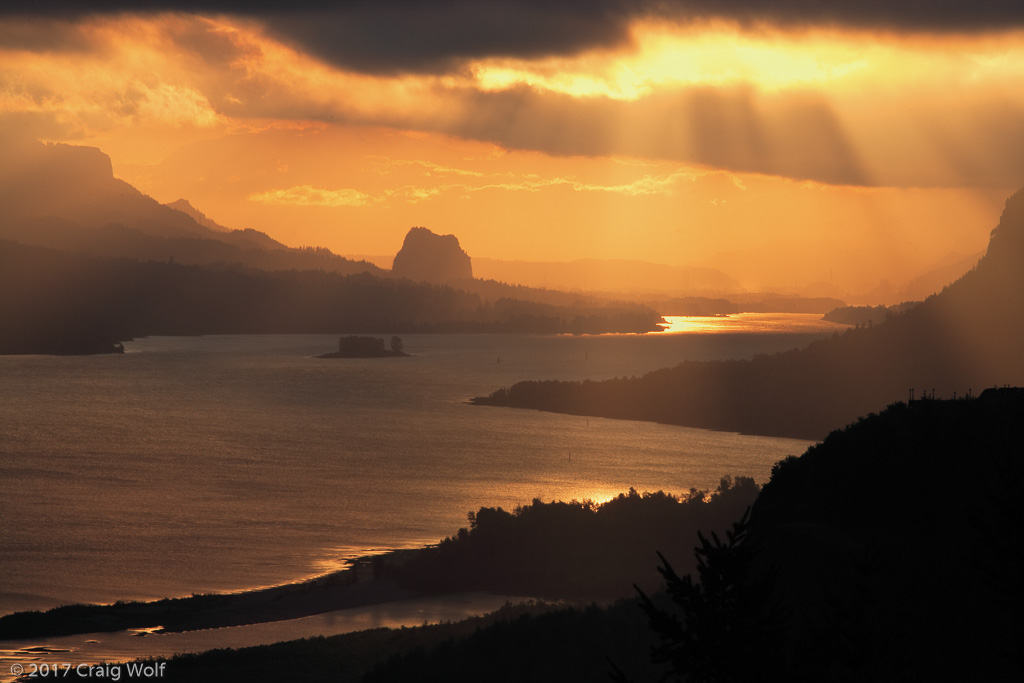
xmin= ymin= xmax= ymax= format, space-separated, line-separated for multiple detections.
xmin=473 ymin=187 xmax=1024 ymax=439
xmin=637 ymin=389 xmax=1024 ymax=682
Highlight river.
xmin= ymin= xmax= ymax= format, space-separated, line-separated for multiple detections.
xmin=0 ymin=317 xmax=841 ymax=618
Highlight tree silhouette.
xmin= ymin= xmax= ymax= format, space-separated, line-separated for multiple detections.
xmin=390 ymin=335 xmax=404 ymax=354
xmin=633 ymin=509 xmax=783 ymax=682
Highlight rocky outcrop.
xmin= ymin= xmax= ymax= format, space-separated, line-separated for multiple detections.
xmin=0 ymin=139 xmax=207 ymax=240
xmin=391 ymin=227 xmax=473 ymax=283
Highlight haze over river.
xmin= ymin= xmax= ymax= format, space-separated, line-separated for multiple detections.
xmin=0 ymin=315 xmax=842 ymax=616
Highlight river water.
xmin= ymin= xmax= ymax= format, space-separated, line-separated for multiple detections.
xmin=0 ymin=317 xmax=841 ymax=618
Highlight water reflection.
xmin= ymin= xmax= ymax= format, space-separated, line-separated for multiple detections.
xmin=658 ymin=312 xmax=847 ymax=335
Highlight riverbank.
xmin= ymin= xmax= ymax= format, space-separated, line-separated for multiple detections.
xmin=0 ymin=570 xmax=416 ymax=641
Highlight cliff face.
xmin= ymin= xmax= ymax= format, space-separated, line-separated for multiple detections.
xmin=0 ymin=139 xmax=208 ymax=240
xmin=981 ymin=185 xmax=1024 ymax=271
xmin=392 ymin=227 xmax=473 ymax=283
xmin=0 ymin=141 xmax=113 ymax=210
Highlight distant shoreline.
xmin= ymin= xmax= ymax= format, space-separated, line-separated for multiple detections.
xmin=0 ymin=336 xmax=126 ymax=356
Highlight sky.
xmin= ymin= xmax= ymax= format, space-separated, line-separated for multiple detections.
xmin=2 ymin=1 xmax=1024 ymax=296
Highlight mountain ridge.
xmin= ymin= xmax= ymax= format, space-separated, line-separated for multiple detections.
xmin=164 ymin=198 xmax=231 ymax=233
xmin=0 ymin=138 xmax=386 ymax=277
xmin=472 ymin=184 xmax=1024 ymax=439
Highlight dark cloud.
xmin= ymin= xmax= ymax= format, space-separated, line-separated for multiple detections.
xmin=380 ymin=83 xmax=1024 ymax=188
xmin=294 ymin=81 xmax=870 ymax=186
xmin=0 ymin=17 xmax=98 ymax=53
xmin=3 ymin=1 xmax=1024 ymax=74
xmin=265 ymin=3 xmax=632 ymax=75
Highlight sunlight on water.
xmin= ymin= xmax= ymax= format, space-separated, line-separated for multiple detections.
xmin=658 ymin=312 xmax=847 ymax=335
xmin=0 ymin=330 xmax=823 ymax=616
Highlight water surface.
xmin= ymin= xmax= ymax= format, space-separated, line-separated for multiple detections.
xmin=0 ymin=320 xmax=838 ymax=616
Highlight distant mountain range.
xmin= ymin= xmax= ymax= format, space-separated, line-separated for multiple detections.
xmin=0 ymin=138 xmax=968 ymax=310
xmin=0 ymin=139 xmax=667 ymax=353
xmin=0 ymin=139 xmax=386 ymax=277
xmin=473 ymin=185 xmax=1024 ymax=439
xmin=465 ymin=254 xmax=971 ymax=310
xmin=0 ymin=139 xmax=657 ymax=311
xmin=472 ymin=257 xmax=741 ymax=297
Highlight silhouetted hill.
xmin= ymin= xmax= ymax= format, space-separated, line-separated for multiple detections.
xmin=377 ymin=477 xmax=759 ymax=600
xmin=392 ymin=227 xmax=473 ymax=283
xmin=473 ymin=186 xmax=1024 ymax=439
xmin=0 ymin=138 xmax=385 ymax=277
xmin=637 ymin=393 xmax=1024 ymax=681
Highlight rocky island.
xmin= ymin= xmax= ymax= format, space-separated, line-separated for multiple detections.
xmin=318 ymin=335 xmax=409 ymax=358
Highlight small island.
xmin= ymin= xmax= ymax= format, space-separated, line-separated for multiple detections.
xmin=318 ymin=335 xmax=409 ymax=358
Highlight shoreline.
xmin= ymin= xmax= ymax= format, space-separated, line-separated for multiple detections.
xmin=0 ymin=566 xmax=421 ymax=642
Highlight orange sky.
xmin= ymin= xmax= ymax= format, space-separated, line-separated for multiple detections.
xmin=2 ymin=6 xmax=1023 ymax=297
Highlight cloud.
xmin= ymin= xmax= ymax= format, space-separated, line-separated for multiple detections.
xmin=248 ymin=184 xmax=370 ymax=207
xmin=0 ymin=17 xmax=98 ymax=53
xmin=0 ymin=15 xmax=226 ymax=139
xmin=4 ymin=12 xmax=1024 ymax=188
xmin=3 ymin=2 xmax=1024 ymax=75
xmin=468 ymin=169 xmax=705 ymax=197
xmin=369 ymin=158 xmax=486 ymax=178
xmin=407 ymin=84 xmax=868 ymax=186
xmin=248 ymin=166 xmax=703 ymax=209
